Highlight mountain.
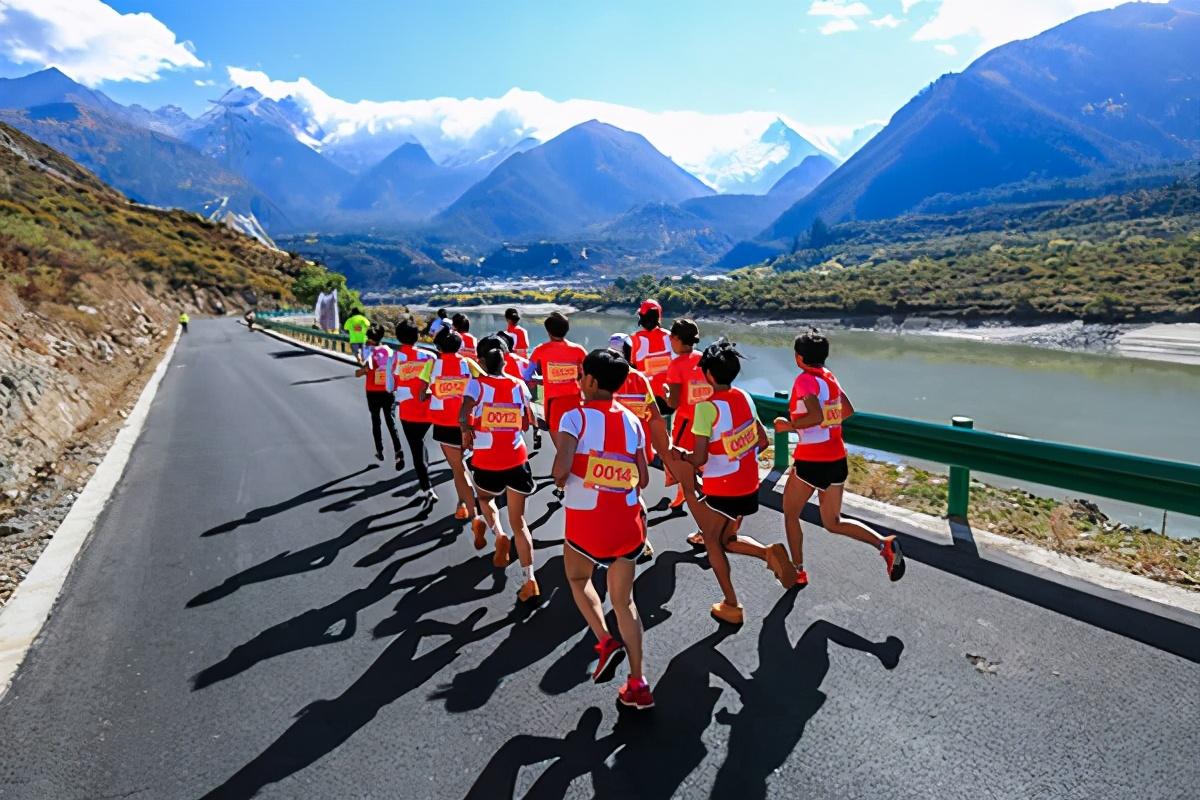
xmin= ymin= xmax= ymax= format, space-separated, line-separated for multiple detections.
xmin=181 ymin=87 xmax=352 ymax=227
xmin=0 ymin=67 xmax=125 ymax=118
xmin=723 ymin=0 xmax=1200 ymax=266
xmin=767 ymin=154 xmax=837 ymax=198
xmin=703 ymin=118 xmax=827 ymax=194
xmin=434 ymin=120 xmax=715 ymax=241
xmin=337 ymin=141 xmax=478 ymax=221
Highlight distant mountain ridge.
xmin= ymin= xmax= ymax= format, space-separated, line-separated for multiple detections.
xmin=435 ymin=120 xmax=715 ymax=240
xmin=722 ymin=0 xmax=1200 ymax=266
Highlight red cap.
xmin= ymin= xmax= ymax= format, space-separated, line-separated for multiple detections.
xmin=637 ymin=299 xmax=662 ymax=316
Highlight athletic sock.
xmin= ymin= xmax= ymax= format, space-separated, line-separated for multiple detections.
xmin=522 ymin=564 xmax=535 ymax=582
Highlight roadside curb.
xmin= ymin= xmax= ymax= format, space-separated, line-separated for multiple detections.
xmin=0 ymin=327 xmax=183 ymax=699
xmin=256 ymin=323 xmax=359 ymax=366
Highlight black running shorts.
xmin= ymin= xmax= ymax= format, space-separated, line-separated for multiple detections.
xmin=432 ymin=424 xmax=464 ymax=448
xmin=469 ymin=461 xmax=535 ymax=496
xmin=791 ymin=457 xmax=849 ymax=491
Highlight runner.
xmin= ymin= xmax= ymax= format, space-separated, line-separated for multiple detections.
xmin=664 ymin=319 xmax=710 ymax=526
xmin=425 ymin=308 xmax=450 ymax=340
xmin=389 ymin=318 xmax=437 ymax=506
xmin=551 ymin=348 xmax=654 ymax=710
xmin=452 ymin=313 xmax=477 ymax=361
xmin=418 ymin=329 xmax=483 ymax=520
xmin=775 ymin=329 xmax=906 ymax=588
xmin=528 ymin=312 xmax=587 ymax=496
xmin=354 ymin=324 xmax=404 ymax=470
xmin=608 ymin=332 xmax=671 ymax=563
xmin=343 ymin=307 xmax=371 ymax=363
xmin=179 ymin=311 xmax=189 ymax=334
xmin=498 ymin=329 xmax=539 ymax=450
xmin=630 ymin=299 xmax=674 ymax=418
xmin=460 ymin=335 xmax=540 ymax=603
xmin=672 ymin=340 xmax=796 ymax=624
xmin=504 ymin=308 xmax=530 ymax=357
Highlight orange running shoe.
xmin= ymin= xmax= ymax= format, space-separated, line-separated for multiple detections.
xmin=669 ymin=485 xmax=686 ymax=509
xmin=765 ymin=543 xmax=798 ymax=588
xmin=471 ymin=517 xmax=487 ymax=550
xmin=617 ymin=677 xmax=655 ymax=710
xmin=795 ymin=568 xmax=809 ymax=589
xmin=710 ymin=601 xmax=744 ymax=625
xmin=880 ymin=536 xmax=906 ymax=581
xmin=592 ymin=636 xmax=625 ymax=683
xmin=517 ymin=578 xmax=540 ymax=602
xmin=454 ymin=503 xmax=471 ymax=521
xmin=493 ymin=535 xmax=511 ymax=567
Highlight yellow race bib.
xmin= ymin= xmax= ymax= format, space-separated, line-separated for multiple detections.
xmin=373 ymin=369 xmax=388 ymax=385
xmin=546 ymin=362 xmax=578 ymax=384
xmin=642 ymin=354 xmax=671 ymax=376
xmin=616 ymin=394 xmax=653 ymax=422
xmin=584 ymin=453 xmax=639 ymax=493
xmin=721 ymin=419 xmax=758 ymax=461
xmin=821 ymin=400 xmax=843 ymax=428
xmin=395 ymin=361 xmax=425 ymax=382
xmin=687 ymin=380 xmax=713 ymax=405
xmin=480 ymin=403 xmax=522 ymax=431
xmin=431 ymin=376 xmax=468 ymax=399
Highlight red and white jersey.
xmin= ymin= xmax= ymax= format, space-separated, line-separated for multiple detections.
xmin=389 ymin=344 xmax=434 ymax=422
xmin=696 ymin=387 xmax=761 ymax=496
xmin=506 ymin=324 xmax=530 ymax=357
xmin=465 ymin=373 xmax=532 ymax=471
xmin=419 ymin=353 xmax=481 ymax=427
xmin=666 ymin=351 xmax=712 ymax=418
xmin=560 ymin=400 xmax=646 ymax=558
xmin=363 ymin=344 xmax=393 ymax=393
xmin=529 ymin=339 xmax=587 ymax=399
xmin=503 ymin=351 xmax=532 ymax=382
xmin=614 ymin=369 xmax=654 ymax=424
xmin=458 ymin=332 xmax=478 ymax=362
xmin=630 ymin=327 xmax=673 ymax=398
xmin=789 ymin=366 xmax=846 ymax=462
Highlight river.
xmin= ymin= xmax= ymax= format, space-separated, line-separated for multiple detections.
xmin=435 ymin=309 xmax=1200 ymax=538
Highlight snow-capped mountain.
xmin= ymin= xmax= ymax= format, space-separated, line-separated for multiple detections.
xmin=698 ymin=118 xmax=826 ymax=194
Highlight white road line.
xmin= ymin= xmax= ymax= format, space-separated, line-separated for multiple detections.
xmin=0 ymin=327 xmax=182 ymax=698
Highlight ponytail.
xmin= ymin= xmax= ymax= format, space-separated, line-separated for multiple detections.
xmin=475 ymin=334 xmax=509 ymax=376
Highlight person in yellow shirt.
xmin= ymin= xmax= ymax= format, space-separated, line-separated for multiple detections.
xmin=179 ymin=311 xmax=189 ymax=334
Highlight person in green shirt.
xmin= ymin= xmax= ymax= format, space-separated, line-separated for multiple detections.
xmin=179 ymin=311 xmax=189 ymax=334
xmin=343 ymin=307 xmax=370 ymax=363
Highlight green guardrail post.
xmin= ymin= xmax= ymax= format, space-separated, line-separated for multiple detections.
xmin=948 ymin=416 xmax=974 ymax=519
xmin=772 ymin=391 xmax=790 ymax=472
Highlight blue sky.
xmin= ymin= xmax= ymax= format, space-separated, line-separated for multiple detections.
xmin=0 ymin=1 xmax=1162 ymax=135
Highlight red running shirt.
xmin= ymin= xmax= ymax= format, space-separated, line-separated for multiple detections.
xmin=630 ymin=327 xmax=673 ymax=398
xmin=465 ymin=374 xmax=531 ymax=471
xmin=789 ymin=366 xmax=846 ymax=462
xmin=529 ymin=339 xmax=587 ymax=400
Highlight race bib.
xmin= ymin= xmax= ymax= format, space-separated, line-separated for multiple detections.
xmin=686 ymin=380 xmax=713 ymax=405
xmin=583 ymin=452 xmax=639 ymax=493
xmin=479 ymin=402 xmax=522 ymax=431
xmin=395 ymin=361 xmax=425 ymax=382
xmin=721 ymin=419 xmax=758 ymax=461
xmin=616 ymin=394 xmax=653 ymax=421
xmin=642 ymin=354 xmax=671 ymax=376
xmin=546 ymin=362 xmax=578 ymax=384
xmin=373 ymin=369 xmax=388 ymax=385
xmin=431 ymin=376 xmax=469 ymax=399
xmin=821 ymin=400 xmax=843 ymax=428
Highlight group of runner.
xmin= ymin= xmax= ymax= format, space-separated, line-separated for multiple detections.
xmin=349 ymin=302 xmax=906 ymax=711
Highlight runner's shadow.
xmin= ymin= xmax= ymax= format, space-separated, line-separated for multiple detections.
xmin=191 ymin=536 xmax=455 ymax=689
xmin=198 ymin=608 xmax=513 ymax=800
xmin=188 ymin=503 xmax=425 ymax=608
xmin=290 ymin=374 xmax=355 ymax=386
xmin=372 ymin=555 xmax=509 ymax=640
xmin=356 ymin=510 xmax=466 ymax=568
xmin=431 ymin=556 xmax=585 ymax=712
xmin=268 ymin=350 xmax=314 ymax=359
xmin=200 ymin=466 xmax=378 ymax=537
xmin=539 ymin=549 xmax=706 ymax=696
xmin=708 ymin=592 xmax=903 ymax=799
xmin=463 ymin=707 xmax=622 ymax=800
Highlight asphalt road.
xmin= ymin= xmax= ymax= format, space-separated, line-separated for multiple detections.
xmin=1 ymin=318 xmax=1197 ymax=800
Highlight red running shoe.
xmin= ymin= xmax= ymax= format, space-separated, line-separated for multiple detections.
xmin=795 ymin=569 xmax=809 ymax=589
xmin=617 ymin=677 xmax=655 ymax=710
xmin=880 ymin=536 xmax=906 ymax=582
xmin=592 ymin=636 xmax=626 ymax=683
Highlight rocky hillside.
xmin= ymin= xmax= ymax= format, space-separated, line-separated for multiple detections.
xmin=0 ymin=122 xmax=308 ymax=604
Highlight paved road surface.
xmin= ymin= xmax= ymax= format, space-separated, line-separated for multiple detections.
xmin=1 ymin=319 xmax=1197 ymax=800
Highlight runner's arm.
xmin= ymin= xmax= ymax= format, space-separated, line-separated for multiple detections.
xmin=551 ymin=431 xmax=578 ymax=487
xmin=635 ymin=446 xmax=650 ymax=491
xmin=664 ymin=382 xmax=682 ymax=410
xmin=842 ymin=393 xmax=855 ymax=421
xmin=775 ymin=395 xmax=821 ymax=431
xmin=459 ymin=394 xmax=477 ymax=451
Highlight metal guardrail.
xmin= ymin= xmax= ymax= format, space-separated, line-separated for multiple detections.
xmin=257 ymin=317 xmax=1200 ymax=521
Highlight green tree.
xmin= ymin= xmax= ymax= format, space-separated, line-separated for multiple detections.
xmin=291 ymin=261 xmax=362 ymax=318
xmin=808 ymin=216 xmax=831 ymax=249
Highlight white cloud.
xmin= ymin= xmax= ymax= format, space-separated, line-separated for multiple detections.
xmin=911 ymin=0 xmax=1169 ymax=54
xmin=225 ymin=67 xmax=867 ymax=188
xmin=0 ymin=0 xmax=202 ymax=86
xmin=194 ymin=78 xmax=214 ymax=87
xmin=870 ymin=14 xmax=903 ymax=28
xmin=901 ymin=0 xmax=924 ymax=12
xmin=933 ymin=43 xmax=958 ymax=55
xmin=820 ymin=18 xmax=859 ymax=34
xmin=808 ymin=1 xmax=872 ymax=17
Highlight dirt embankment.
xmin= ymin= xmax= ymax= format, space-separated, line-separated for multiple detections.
xmin=0 ymin=281 xmax=245 ymax=606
